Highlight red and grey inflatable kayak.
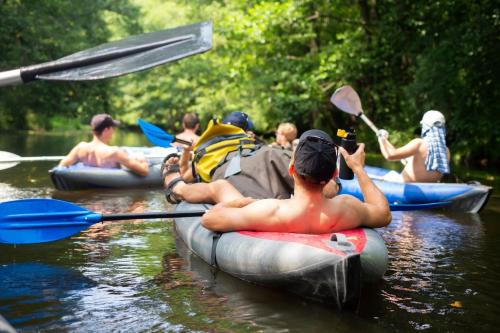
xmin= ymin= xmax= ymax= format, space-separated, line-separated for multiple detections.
xmin=173 ymin=201 xmax=388 ymax=308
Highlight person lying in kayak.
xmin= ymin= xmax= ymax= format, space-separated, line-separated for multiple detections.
xmin=377 ymin=110 xmax=450 ymax=183
xmin=162 ymin=129 xmax=391 ymax=233
xmin=58 ymin=114 xmax=149 ymax=176
xmin=171 ymin=112 xmax=340 ymax=200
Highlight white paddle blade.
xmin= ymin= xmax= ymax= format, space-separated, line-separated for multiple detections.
xmin=330 ymin=85 xmax=363 ymax=116
xmin=0 ymin=151 xmax=21 ymax=170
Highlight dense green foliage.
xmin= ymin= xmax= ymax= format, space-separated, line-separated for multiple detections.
xmin=0 ymin=0 xmax=498 ymax=165
xmin=0 ymin=0 xmax=140 ymax=130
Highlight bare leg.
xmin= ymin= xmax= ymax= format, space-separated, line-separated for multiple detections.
xmin=173 ymin=179 xmax=244 ymax=204
xmin=163 ymin=156 xmax=244 ymax=204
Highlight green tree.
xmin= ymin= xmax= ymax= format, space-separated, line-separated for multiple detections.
xmin=0 ymin=0 xmax=141 ymax=130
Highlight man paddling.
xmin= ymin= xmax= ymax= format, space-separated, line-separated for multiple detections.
xmin=172 ymin=112 xmax=201 ymax=147
xmin=377 ymin=110 xmax=450 ymax=182
xmin=58 ymin=114 xmax=149 ymax=176
xmin=162 ymin=129 xmax=391 ymax=233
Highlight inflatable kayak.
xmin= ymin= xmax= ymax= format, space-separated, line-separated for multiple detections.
xmin=338 ymin=166 xmax=492 ymax=213
xmin=173 ymin=201 xmax=388 ymax=308
xmin=49 ymin=146 xmax=177 ymax=191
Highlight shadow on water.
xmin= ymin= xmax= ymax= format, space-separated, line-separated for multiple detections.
xmin=0 ymin=263 xmax=95 ymax=329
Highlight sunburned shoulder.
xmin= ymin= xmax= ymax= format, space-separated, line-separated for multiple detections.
xmin=75 ymin=141 xmax=90 ymax=148
xmin=330 ymin=194 xmax=359 ymax=205
xmin=327 ymin=194 xmax=365 ymax=215
xmin=240 ymin=198 xmax=285 ymax=222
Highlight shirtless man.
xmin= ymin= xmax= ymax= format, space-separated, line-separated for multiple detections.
xmin=58 ymin=114 xmax=149 ymax=176
xmin=163 ymin=129 xmax=391 ymax=233
xmin=172 ymin=113 xmax=200 ymax=147
xmin=377 ymin=110 xmax=450 ymax=183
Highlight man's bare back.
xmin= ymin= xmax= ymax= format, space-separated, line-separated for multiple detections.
xmin=172 ymin=113 xmax=200 ymax=147
xmin=68 ymin=141 xmax=121 ymax=168
xmin=400 ymin=139 xmax=448 ymax=182
xmin=59 ymin=139 xmax=149 ymax=176
xmin=59 ymin=114 xmax=149 ymax=176
xmin=173 ymin=130 xmax=199 ymax=147
xmin=202 ymin=192 xmax=377 ymax=233
xmin=378 ymin=110 xmax=450 ymax=183
xmin=380 ymin=137 xmax=449 ymax=182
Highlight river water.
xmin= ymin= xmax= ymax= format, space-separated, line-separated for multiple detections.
xmin=0 ymin=131 xmax=498 ymax=332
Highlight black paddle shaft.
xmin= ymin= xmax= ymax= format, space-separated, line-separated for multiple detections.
xmin=174 ymin=137 xmax=193 ymax=146
xmin=101 ymin=210 xmax=206 ymax=222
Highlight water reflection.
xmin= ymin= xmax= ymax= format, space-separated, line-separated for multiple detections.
xmin=369 ymin=211 xmax=499 ymax=331
xmin=0 ymin=190 xmax=181 ymax=332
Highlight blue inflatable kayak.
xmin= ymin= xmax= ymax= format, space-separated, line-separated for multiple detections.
xmin=49 ymin=146 xmax=177 ymax=191
xmin=339 ymin=166 xmax=492 ymax=213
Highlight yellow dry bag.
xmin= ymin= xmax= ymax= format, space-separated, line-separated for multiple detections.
xmin=192 ymin=119 xmax=257 ymax=182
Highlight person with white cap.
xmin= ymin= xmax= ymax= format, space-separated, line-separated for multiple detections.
xmin=59 ymin=113 xmax=149 ymax=176
xmin=377 ymin=110 xmax=450 ymax=183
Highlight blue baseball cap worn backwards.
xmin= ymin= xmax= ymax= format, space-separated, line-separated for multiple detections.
xmin=222 ymin=112 xmax=253 ymax=131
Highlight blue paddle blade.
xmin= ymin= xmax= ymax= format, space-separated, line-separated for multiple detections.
xmin=138 ymin=118 xmax=175 ymax=147
xmin=0 ymin=198 xmax=102 ymax=244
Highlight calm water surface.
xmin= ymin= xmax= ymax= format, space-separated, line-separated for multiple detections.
xmin=0 ymin=132 xmax=499 ymax=332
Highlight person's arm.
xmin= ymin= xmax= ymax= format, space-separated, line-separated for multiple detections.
xmin=114 ymin=149 xmax=149 ymax=176
xmin=58 ymin=143 xmax=82 ymax=167
xmin=339 ymin=144 xmax=391 ymax=228
xmin=202 ymin=198 xmax=282 ymax=232
xmin=378 ymin=137 xmax=421 ymax=161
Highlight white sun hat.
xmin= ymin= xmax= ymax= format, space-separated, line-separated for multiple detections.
xmin=421 ymin=110 xmax=445 ymax=127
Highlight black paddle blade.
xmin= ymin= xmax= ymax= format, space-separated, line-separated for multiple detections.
xmin=21 ymin=21 xmax=212 ymax=82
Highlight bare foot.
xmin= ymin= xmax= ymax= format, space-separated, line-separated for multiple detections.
xmin=162 ymin=156 xmax=187 ymax=204
xmin=162 ymin=156 xmax=181 ymax=187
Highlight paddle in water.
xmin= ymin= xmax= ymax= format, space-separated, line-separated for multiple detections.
xmin=0 ymin=198 xmax=206 ymax=245
xmin=0 ymin=21 xmax=212 ymax=87
xmin=138 ymin=119 xmax=192 ymax=147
